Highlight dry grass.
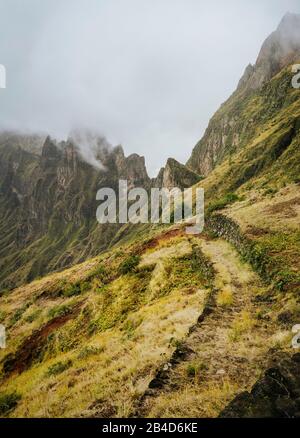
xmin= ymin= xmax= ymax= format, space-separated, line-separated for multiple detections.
xmin=228 ymin=311 xmax=256 ymax=342
xmin=216 ymin=286 xmax=234 ymax=307
xmin=141 ymin=238 xmax=288 ymax=418
xmin=0 ymin=235 xmax=210 ymax=418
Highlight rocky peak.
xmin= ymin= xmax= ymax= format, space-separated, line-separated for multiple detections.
xmin=0 ymin=131 xmax=45 ymax=155
xmin=187 ymin=13 xmax=300 ymax=177
xmin=117 ymin=151 xmax=150 ymax=189
xmin=239 ymin=12 xmax=300 ymax=91
xmin=237 ymin=63 xmax=255 ymax=89
xmin=276 ymin=12 xmax=300 ymax=46
xmin=113 ymin=144 xmax=125 ymax=160
xmin=68 ymin=129 xmax=112 ymax=170
xmin=153 ymin=158 xmax=201 ymax=190
xmin=41 ymin=136 xmax=62 ymax=168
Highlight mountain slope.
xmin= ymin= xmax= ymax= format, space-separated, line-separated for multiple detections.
xmin=139 ymin=239 xmax=282 ymax=417
xmin=0 ymin=227 xmax=214 ymax=417
xmin=0 ymin=134 xmax=152 ymax=290
xmin=1 ymin=199 xmax=298 ymax=417
xmin=0 ymin=13 xmax=300 ymax=419
xmin=0 ymin=131 xmax=202 ymax=291
xmin=187 ymin=13 xmax=300 ymax=180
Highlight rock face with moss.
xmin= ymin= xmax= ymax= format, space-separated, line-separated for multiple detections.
xmin=153 ymin=158 xmax=202 ymax=189
xmin=187 ymin=12 xmax=300 ymax=179
xmin=0 ymin=134 xmax=153 ymax=289
xmin=0 ymin=132 xmax=202 ymax=290
xmin=0 ymin=14 xmax=300 ymax=419
xmin=239 ymin=13 xmax=300 ymax=92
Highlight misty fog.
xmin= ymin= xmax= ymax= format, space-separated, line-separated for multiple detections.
xmin=0 ymin=0 xmax=299 ymax=175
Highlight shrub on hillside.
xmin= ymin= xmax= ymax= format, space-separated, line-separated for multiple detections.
xmin=0 ymin=392 xmax=21 ymax=415
xmin=46 ymin=360 xmax=73 ymax=377
xmin=207 ymin=193 xmax=240 ymax=214
xmin=119 ymin=255 xmax=140 ymax=275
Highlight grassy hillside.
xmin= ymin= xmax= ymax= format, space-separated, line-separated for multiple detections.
xmin=1 ymin=178 xmax=299 ymax=418
xmin=1 ymin=23 xmax=300 ymax=419
xmin=190 ymin=64 xmax=300 ymax=194
xmin=0 ymin=227 xmax=215 ymax=417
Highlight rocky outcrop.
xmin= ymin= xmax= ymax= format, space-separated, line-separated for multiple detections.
xmin=0 ymin=127 xmax=205 ymax=289
xmin=0 ymin=134 xmax=151 ymax=289
xmin=152 ymin=158 xmax=201 ymax=189
xmin=0 ymin=132 xmax=45 ymax=155
xmin=239 ymin=13 xmax=300 ymax=92
xmin=112 ymin=146 xmax=151 ymax=189
xmin=220 ymin=353 xmax=300 ymax=418
xmin=187 ymin=13 xmax=300 ymax=176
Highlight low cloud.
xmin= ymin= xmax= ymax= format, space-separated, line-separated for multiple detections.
xmin=0 ymin=0 xmax=299 ymax=175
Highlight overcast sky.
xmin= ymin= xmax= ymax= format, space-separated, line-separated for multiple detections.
xmin=0 ymin=0 xmax=299 ymax=175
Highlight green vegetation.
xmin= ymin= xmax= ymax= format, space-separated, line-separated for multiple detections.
xmin=87 ymin=269 xmax=151 ymax=334
xmin=207 ymin=193 xmax=240 ymax=214
xmin=118 ymin=255 xmax=141 ymax=275
xmin=0 ymin=392 xmax=21 ymax=415
xmin=24 ymin=309 xmax=42 ymax=323
xmin=1 ymin=28 xmax=299 ymax=419
xmin=243 ymin=231 xmax=300 ymax=293
xmin=8 ymin=303 xmax=31 ymax=327
xmin=77 ymin=345 xmax=104 ymax=360
xmin=229 ymin=312 xmax=255 ymax=342
xmin=46 ymin=360 xmax=73 ymax=377
xmin=48 ymin=304 xmax=73 ymax=320
xmin=158 ymin=246 xmax=214 ymax=298
xmin=186 ymin=363 xmax=198 ymax=377
xmin=61 ymin=281 xmax=90 ymax=297
xmin=208 ymin=212 xmax=300 ymax=297
xmin=216 ymin=286 xmax=234 ymax=307
xmin=0 ymin=310 xmax=6 ymax=323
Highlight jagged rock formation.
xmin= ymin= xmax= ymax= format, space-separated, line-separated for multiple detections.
xmin=1 ymin=14 xmax=300 ymax=291
xmin=0 ymin=131 xmax=200 ymax=289
xmin=0 ymin=132 xmax=46 ymax=155
xmin=187 ymin=12 xmax=300 ymax=177
xmin=0 ymin=13 xmax=300 ymax=419
xmin=153 ymin=158 xmax=201 ymax=189
xmin=113 ymin=146 xmax=151 ymax=189
xmin=239 ymin=13 xmax=300 ymax=92
xmin=0 ymin=134 xmax=151 ymax=289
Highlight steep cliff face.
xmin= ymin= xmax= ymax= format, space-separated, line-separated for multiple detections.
xmin=0 ymin=135 xmax=151 ymax=289
xmin=0 ymin=132 xmax=45 ymax=156
xmin=187 ymin=13 xmax=300 ymax=177
xmin=113 ymin=146 xmax=151 ymax=189
xmin=0 ymin=129 xmax=202 ymax=289
xmin=153 ymin=158 xmax=201 ymax=189
xmin=1 ymin=13 xmax=300 ymax=420
xmin=240 ymin=12 xmax=300 ymax=92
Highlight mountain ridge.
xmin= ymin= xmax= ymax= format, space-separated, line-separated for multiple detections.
xmin=0 ymin=13 xmax=299 ymax=419
xmin=187 ymin=12 xmax=300 ymax=176
xmin=0 ymin=131 xmax=201 ymax=289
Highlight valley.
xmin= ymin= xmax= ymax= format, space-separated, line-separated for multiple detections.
xmin=0 ymin=12 xmax=300 ymax=419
